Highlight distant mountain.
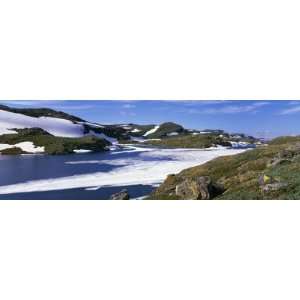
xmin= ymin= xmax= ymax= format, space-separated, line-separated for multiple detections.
xmin=0 ymin=105 xmax=262 ymax=154
xmin=0 ymin=104 xmax=85 ymax=122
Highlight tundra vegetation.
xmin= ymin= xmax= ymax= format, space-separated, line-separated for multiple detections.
xmin=150 ymin=136 xmax=300 ymax=200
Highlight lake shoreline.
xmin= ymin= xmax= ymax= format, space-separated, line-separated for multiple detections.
xmin=0 ymin=146 xmax=247 ymax=199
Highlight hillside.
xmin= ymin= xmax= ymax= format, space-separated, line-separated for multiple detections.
xmin=0 ymin=104 xmax=261 ymax=155
xmin=0 ymin=104 xmax=85 ymax=122
xmin=0 ymin=128 xmax=110 ymax=154
xmin=149 ymin=137 xmax=300 ymax=200
xmin=143 ymin=130 xmax=259 ymax=149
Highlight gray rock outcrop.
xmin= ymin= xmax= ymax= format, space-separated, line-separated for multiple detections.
xmin=110 ymin=189 xmax=130 ymax=200
xmin=175 ymin=176 xmax=223 ymax=200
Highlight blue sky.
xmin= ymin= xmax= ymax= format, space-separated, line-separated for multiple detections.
xmin=1 ymin=100 xmax=300 ymax=138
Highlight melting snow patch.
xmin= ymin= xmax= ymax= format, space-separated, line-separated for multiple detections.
xmin=167 ymin=132 xmax=179 ymax=136
xmin=0 ymin=142 xmax=44 ymax=153
xmin=143 ymin=125 xmax=160 ymax=137
xmin=0 ymin=109 xmax=84 ymax=137
xmin=73 ymin=149 xmax=92 ymax=153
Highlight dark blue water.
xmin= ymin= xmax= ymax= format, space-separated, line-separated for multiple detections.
xmin=0 ymin=147 xmax=164 ymax=200
xmin=0 ymin=185 xmax=154 ymax=200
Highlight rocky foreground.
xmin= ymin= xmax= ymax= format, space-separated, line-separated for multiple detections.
xmin=149 ymin=136 xmax=300 ymax=200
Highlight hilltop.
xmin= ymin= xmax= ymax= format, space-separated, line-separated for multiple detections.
xmin=149 ymin=136 xmax=300 ymax=200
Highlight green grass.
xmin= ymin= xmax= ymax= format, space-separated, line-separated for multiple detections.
xmin=0 ymin=147 xmax=27 ymax=155
xmin=0 ymin=128 xmax=109 ymax=155
xmin=145 ymin=122 xmax=186 ymax=139
xmin=150 ymin=139 xmax=300 ymax=200
xmin=145 ymin=134 xmax=232 ymax=148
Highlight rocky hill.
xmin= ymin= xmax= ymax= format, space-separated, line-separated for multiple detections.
xmin=149 ymin=136 xmax=300 ymax=200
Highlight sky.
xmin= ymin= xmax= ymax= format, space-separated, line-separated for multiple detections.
xmin=1 ymin=100 xmax=300 ymax=138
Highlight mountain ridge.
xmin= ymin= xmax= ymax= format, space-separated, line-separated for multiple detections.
xmin=0 ymin=105 xmax=262 ymax=154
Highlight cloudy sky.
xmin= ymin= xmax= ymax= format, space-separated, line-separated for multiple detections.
xmin=1 ymin=100 xmax=300 ymax=138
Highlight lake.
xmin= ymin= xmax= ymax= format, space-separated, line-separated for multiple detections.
xmin=0 ymin=145 xmax=246 ymax=200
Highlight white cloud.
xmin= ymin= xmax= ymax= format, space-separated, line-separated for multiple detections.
xmin=122 ymin=104 xmax=136 ymax=109
xmin=279 ymin=105 xmax=300 ymax=115
xmin=288 ymin=101 xmax=300 ymax=105
xmin=186 ymin=101 xmax=270 ymax=114
xmin=0 ymin=100 xmax=54 ymax=106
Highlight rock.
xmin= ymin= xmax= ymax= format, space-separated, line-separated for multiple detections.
xmin=110 ymin=189 xmax=130 ymax=200
xmin=267 ymin=158 xmax=291 ymax=168
xmin=268 ymin=147 xmax=300 ymax=167
xmin=258 ymin=174 xmax=288 ymax=193
xmin=258 ymin=174 xmax=274 ymax=186
xmin=263 ymin=182 xmax=288 ymax=192
xmin=175 ymin=176 xmax=223 ymax=200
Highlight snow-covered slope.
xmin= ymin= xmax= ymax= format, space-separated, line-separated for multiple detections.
xmin=0 ymin=142 xmax=44 ymax=153
xmin=143 ymin=125 xmax=160 ymax=137
xmin=0 ymin=109 xmax=84 ymax=137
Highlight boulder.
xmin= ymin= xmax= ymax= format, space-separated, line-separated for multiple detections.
xmin=258 ymin=174 xmax=288 ymax=193
xmin=268 ymin=158 xmax=291 ymax=168
xmin=258 ymin=174 xmax=274 ymax=186
xmin=268 ymin=146 xmax=300 ymax=167
xmin=175 ymin=176 xmax=223 ymax=200
xmin=263 ymin=182 xmax=288 ymax=192
xmin=110 ymin=189 xmax=130 ymax=200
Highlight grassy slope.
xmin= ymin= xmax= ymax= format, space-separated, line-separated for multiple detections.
xmin=150 ymin=136 xmax=300 ymax=200
xmin=145 ymin=122 xmax=186 ymax=139
xmin=144 ymin=134 xmax=232 ymax=148
xmin=0 ymin=128 xmax=110 ymax=154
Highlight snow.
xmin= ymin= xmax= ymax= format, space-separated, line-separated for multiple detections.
xmin=192 ymin=132 xmax=200 ymax=135
xmin=120 ymin=125 xmax=132 ymax=130
xmin=128 ymin=136 xmax=162 ymax=143
xmin=230 ymin=141 xmax=255 ymax=149
xmin=0 ymin=109 xmax=84 ymax=137
xmin=0 ymin=144 xmax=14 ymax=151
xmin=73 ymin=149 xmax=92 ymax=153
xmin=0 ymin=142 xmax=44 ymax=153
xmin=0 ymin=109 xmax=119 ymax=144
xmin=144 ymin=138 xmax=161 ymax=141
xmin=0 ymin=147 xmax=246 ymax=194
xmin=167 ymin=132 xmax=179 ymax=136
xmin=143 ymin=125 xmax=160 ymax=137
xmin=131 ymin=128 xmax=141 ymax=133
xmin=0 ymin=128 xmax=17 ymax=135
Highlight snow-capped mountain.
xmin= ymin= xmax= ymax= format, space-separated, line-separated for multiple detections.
xmin=0 ymin=105 xmax=188 ymax=142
